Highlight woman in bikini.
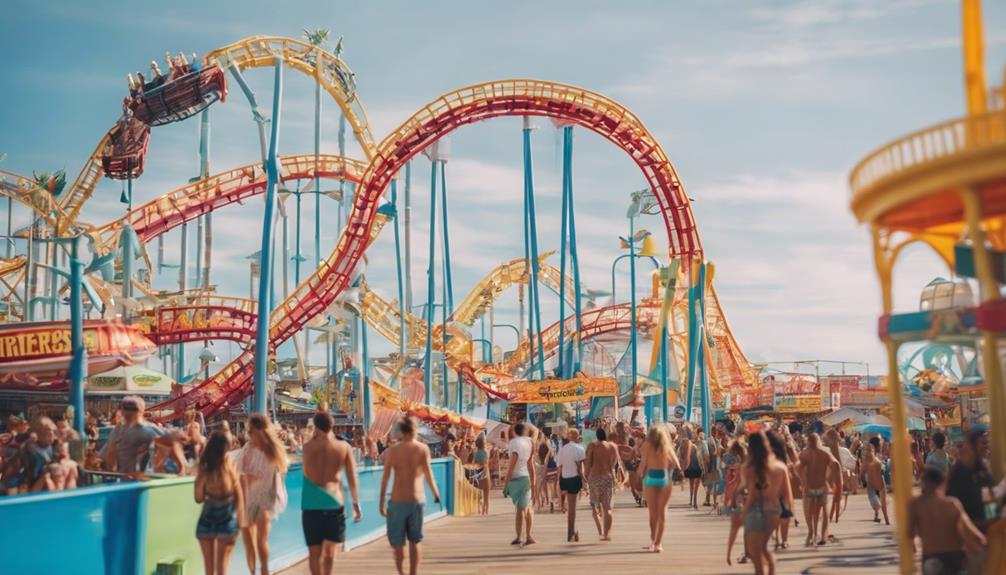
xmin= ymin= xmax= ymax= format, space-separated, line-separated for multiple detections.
xmin=724 ymin=439 xmax=749 ymax=566
xmin=741 ymin=431 xmax=793 ymax=575
xmin=473 ymin=433 xmax=491 ymax=515
xmin=766 ymin=430 xmax=795 ymax=550
xmin=533 ymin=441 xmax=554 ymax=512
xmin=195 ymin=431 xmax=245 ymax=575
xmin=638 ymin=424 xmax=680 ymax=552
xmin=238 ymin=414 xmax=288 ymax=575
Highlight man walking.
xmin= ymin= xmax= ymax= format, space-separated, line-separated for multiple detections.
xmin=502 ymin=422 xmax=536 ymax=546
xmin=302 ymin=412 xmax=362 ymax=575
xmin=380 ymin=417 xmax=442 ymax=575
xmin=797 ymin=432 xmax=839 ymax=546
xmin=557 ymin=428 xmax=586 ymax=542
xmin=584 ymin=427 xmax=622 ymax=541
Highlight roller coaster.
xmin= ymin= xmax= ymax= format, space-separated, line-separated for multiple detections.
xmin=0 ymin=33 xmax=758 ymax=430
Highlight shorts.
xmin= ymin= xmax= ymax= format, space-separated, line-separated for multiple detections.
xmin=506 ymin=476 xmax=532 ymax=510
xmin=867 ymin=487 xmax=881 ymax=510
xmin=386 ymin=501 xmax=425 ymax=546
xmin=684 ymin=464 xmax=702 ymax=480
xmin=922 ymin=551 xmax=964 ymax=575
xmin=559 ymin=476 xmax=583 ymax=494
xmin=806 ymin=487 xmax=828 ymax=503
xmin=196 ymin=499 xmax=238 ymax=540
xmin=588 ymin=475 xmax=613 ymax=508
xmin=302 ymin=508 xmax=346 ymax=546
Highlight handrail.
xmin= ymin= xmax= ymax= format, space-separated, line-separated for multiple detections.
xmin=452 ymin=458 xmax=482 ymax=517
xmin=849 ymin=109 xmax=1006 ymax=201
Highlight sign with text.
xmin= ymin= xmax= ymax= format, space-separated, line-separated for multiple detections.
xmin=773 ymin=393 xmax=823 ymax=413
xmin=504 ymin=376 xmax=618 ymax=404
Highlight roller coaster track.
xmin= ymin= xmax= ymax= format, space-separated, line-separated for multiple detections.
xmin=91 ymin=154 xmax=370 ymax=255
xmin=51 ymin=35 xmax=375 ymax=236
xmin=137 ymin=296 xmax=258 ymax=346
xmin=149 ymin=78 xmax=713 ymax=419
xmin=358 ymin=253 xmax=576 ymax=351
xmin=206 ymin=36 xmax=377 ymax=161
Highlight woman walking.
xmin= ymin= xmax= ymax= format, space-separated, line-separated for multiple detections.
xmin=766 ymin=430 xmax=795 ymax=550
xmin=195 ymin=431 xmax=244 ymax=575
xmin=638 ymin=425 xmax=680 ymax=552
xmin=742 ymin=432 xmax=793 ymax=575
xmin=473 ymin=433 xmax=491 ymax=515
xmin=680 ymin=433 xmax=702 ymax=509
xmin=533 ymin=441 xmax=554 ymax=512
xmin=238 ymin=414 xmax=289 ymax=575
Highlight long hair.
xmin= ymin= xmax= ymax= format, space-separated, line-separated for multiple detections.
xmin=537 ymin=440 xmax=551 ymax=464
xmin=747 ymin=431 xmax=771 ymax=491
xmin=199 ymin=431 xmax=234 ymax=494
xmin=248 ymin=414 xmax=288 ymax=472
xmin=766 ymin=429 xmax=788 ymax=464
xmin=647 ymin=425 xmax=677 ymax=463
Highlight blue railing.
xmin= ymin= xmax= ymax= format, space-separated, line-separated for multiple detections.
xmin=0 ymin=458 xmax=454 ymax=574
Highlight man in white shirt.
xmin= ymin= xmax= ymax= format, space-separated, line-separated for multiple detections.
xmin=502 ymin=422 xmax=536 ymax=546
xmin=557 ymin=428 xmax=586 ymax=542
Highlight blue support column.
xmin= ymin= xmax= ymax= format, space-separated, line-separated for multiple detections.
xmin=392 ymin=179 xmax=407 ymax=369
xmin=362 ymin=314 xmax=371 ymax=430
xmin=69 ymin=237 xmax=86 ymax=436
xmin=629 ymin=215 xmax=639 ymax=416
xmin=253 ymin=59 xmax=284 ymax=415
xmin=558 ymin=128 xmax=570 ymax=379
xmin=423 ymin=162 xmax=438 ymax=404
xmin=522 ymin=119 xmax=546 ymax=380
xmin=440 ymin=162 xmax=454 ymax=408
xmin=565 ymin=127 xmax=583 ymax=372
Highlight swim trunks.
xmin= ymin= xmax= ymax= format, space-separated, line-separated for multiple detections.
xmin=589 ymin=474 xmax=614 ymax=507
xmin=921 ymin=551 xmax=964 ymax=575
xmin=506 ymin=476 xmax=532 ymax=510
xmin=867 ymin=486 xmax=881 ymax=510
xmin=302 ymin=508 xmax=346 ymax=546
xmin=559 ymin=475 xmax=583 ymax=494
xmin=805 ymin=487 xmax=828 ymax=501
xmin=386 ymin=501 xmax=425 ymax=546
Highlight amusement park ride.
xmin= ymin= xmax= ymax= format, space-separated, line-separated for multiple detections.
xmin=0 ymin=32 xmax=760 ymax=439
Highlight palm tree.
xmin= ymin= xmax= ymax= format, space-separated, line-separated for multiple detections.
xmin=302 ymin=28 xmax=330 ymax=49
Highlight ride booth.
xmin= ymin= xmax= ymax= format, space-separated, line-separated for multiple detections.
xmin=499 ymin=374 xmax=619 ymax=430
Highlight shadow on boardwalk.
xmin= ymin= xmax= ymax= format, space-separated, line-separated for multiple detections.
xmin=282 ymin=489 xmax=901 ymax=575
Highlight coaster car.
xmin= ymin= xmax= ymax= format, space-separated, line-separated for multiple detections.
xmin=102 ymin=116 xmax=151 ymax=180
xmin=131 ymin=64 xmax=227 ymax=127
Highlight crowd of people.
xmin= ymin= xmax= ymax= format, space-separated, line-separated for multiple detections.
xmin=433 ymin=415 xmax=1002 ymax=575
xmin=2 ymin=398 xmax=1004 ymax=575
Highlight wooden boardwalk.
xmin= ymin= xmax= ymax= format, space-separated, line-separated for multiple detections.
xmin=281 ymin=489 xmax=902 ymax=574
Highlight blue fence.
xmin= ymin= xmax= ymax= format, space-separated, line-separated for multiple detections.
xmin=0 ymin=458 xmax=454 ymax=574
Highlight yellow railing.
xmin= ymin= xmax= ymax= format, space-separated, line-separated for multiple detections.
xmin=452 ymin=459 xmax=483 ymax=518
xmin=850 ymin=109 xmax=1006 ymax=200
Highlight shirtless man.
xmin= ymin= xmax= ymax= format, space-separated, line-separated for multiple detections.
xmin=584 ymin=427 xmax=623 ymax=541
xmin=380 ymin=417 xmax=441 ymax=575
xmin=302 ymin=412 xmax=361 ymax=575
xmin=796 ymin=433 xmax=839 ymax=546
xmin=909 ymin=466 xmax=985 ymax=575
xmin=863 ymin=445 xmax=889 ymax=525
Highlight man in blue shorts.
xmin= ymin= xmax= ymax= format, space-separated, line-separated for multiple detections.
xmin=380 ymin=418 xmax=441 ymax=575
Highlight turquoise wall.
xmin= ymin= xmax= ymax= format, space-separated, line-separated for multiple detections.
xmin=0 ymin=458 xmax=454 ymax=574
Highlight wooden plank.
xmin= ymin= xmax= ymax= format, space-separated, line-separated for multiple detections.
xmin=280 ymin=487 xmax=901 ymax=574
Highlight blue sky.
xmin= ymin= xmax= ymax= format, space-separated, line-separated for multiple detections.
xmin=1 ymin=0 xmax=1004 ymax=376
